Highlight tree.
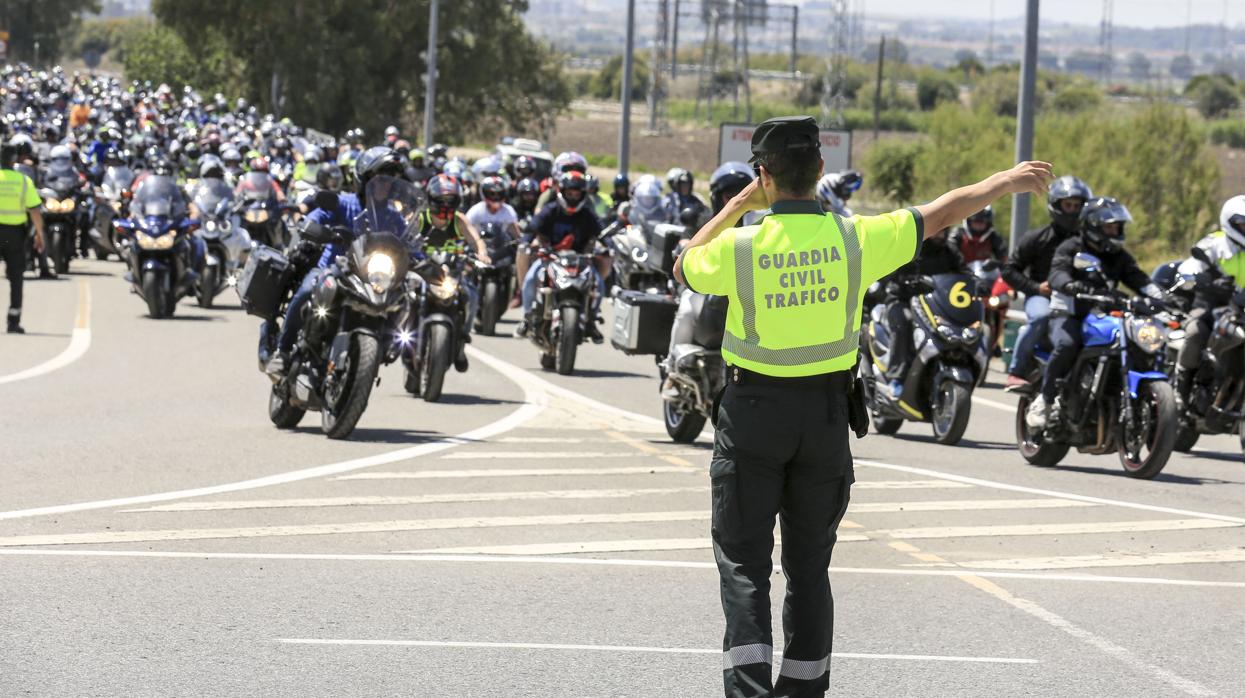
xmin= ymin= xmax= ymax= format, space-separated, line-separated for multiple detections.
xmin=859 ymin=39 xmax=907 ymax=66
xmin=1126 ymin=52 xmax=1151 ymax=80
xmin=150 ymin=0 xmax=572 ymax=142
xmin=1050 ymin=84 xmax=1103 ymax=113
xmin=1 ymin=0 xmax=101 ymax=63
xmin=589 ymin=55 xmax=649 ymax=101
xmin=1170 ymin=54 xmax=1195 ymax=80
xmin=1185 ymin=74 xmax=1241 ymax=119
xmin=953 ymin=50 xmax=983 ymax=80
xmin=916 ymin=74 xmax=958 ymax=111
xmin=863 ymin=139 xmax=925 ymax=205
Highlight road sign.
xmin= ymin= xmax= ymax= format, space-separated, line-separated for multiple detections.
xmin=717 ymin=122 xmax=852 ymax=173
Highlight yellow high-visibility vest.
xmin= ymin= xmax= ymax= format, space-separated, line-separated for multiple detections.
xmin=0 ymin=169 xmax=41 ymax=226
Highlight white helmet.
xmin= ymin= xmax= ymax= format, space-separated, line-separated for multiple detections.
xmin=49 ymin=144 xmax=73 ymax=164
xmin=1221 ymin=195 xmax=1245 ymax=249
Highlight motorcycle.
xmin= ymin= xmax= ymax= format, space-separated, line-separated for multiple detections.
xmin=90 ymin=164 xmax=135 ymax=260
xmin=403 ymin=249 xmax=475 ymax=402
xmin=860 ymin=271 xmax=990 ymax=445
xmin=474 ymin=222 xmax=517 ymax=337
xmin=38 ymin=164 xmax=84 ymax=275
xmin=969 ymin=259 xmax=1010 ymax=358
xmin=1012 ymin=252 xmax=1178 ymax=478
xmin=260 ymin=175 xmax=425 ymax=439
xmin=528 ymin=247 xmax=598 ymax=375
xmin=191 ymin=178 xmax=252 ymax=308
xmin=236 ymin=171 xmax=287 ymax=248
xmin=114 ymin=175 xmax=200 ymax=319
xmin=659 ymin=291 xmax=727 ymax=443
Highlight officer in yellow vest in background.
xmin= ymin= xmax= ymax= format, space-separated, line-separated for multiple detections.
xmin=674 ymin=116 xmax=1053 ymax=697
xmin=0 ymin=144 xmax=47 ymax=334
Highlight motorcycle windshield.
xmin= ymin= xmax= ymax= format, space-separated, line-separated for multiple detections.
xmin=133 ymin=175 xmax=186 ymax=219
xmin=924 ymin=272 xmax=984 ymax=326
xmin=237 ymin=172 xmax=277 ymax=202
xmin=193 ymin=179 xmax=235 ymax=217
xmin=354 ymin=175 xmax=426 ymax=249
xmin=43 ymin=165 xmax=78 ymax=193
xmin=102 ymin=166 xmax=136 ymax=194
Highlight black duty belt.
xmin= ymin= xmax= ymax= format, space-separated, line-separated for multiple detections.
xmin=728 ymin=365 xmax=850 ymax=390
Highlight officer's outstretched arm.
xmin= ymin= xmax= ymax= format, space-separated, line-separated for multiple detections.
xmin=916 ymin=161 xmax=1053 ymax=239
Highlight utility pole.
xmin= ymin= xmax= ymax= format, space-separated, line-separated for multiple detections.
xmin=987 ymin=0 xmax=995 ymax=67
xmin=671 ymin=0 xmax=681 ymax=81
xmin=789 ymin=6 xmax=799 ymax=76
xmin=422 ymin=0 xmax=439 ymax=148
xmin=1010 ymin=0 xmax=1039 ymax=255
xmin=647 ymin=0 xmax=670 ymax=134
xmin=740 ymin=0 xmax=752 ymax=123
xmin=871 ymin=36 xmax=884 ymax=141
xmin=1098 ymin=0 xmax=1114 ymax=84
xmin=822 ymin=0 xmax=851 ymax=128
xmin=620 ymin=0 xmax=636 ymax=177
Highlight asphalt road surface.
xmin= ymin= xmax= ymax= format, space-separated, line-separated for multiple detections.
xmin=2 ymin=259 xmax=1243 ymax=697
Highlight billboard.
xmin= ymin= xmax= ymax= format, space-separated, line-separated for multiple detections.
xmin=717 ymin=123 xmax=852 ymax=174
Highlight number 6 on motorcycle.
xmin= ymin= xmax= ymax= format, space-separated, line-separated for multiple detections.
xmin=949 ymin=280 xmax=973 ymax=308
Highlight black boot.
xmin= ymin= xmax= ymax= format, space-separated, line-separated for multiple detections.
xmin=6 ymin=309 xmax=23 ymax=334
xmin=1175 ymin=368 xmax=1194 ymax=408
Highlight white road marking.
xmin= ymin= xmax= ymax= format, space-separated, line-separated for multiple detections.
xmin=849 ymin=498 xmax=1096 ymax=513
xmin=274 ymin=638 xmax=1038 ymax=664
xmin=958 ymin=575 xmax=1215 ymax=696
xmin=0 ymin=510 xmax=712 ymax=547
xmin=440 ymin=450 xmax=703 ymax=460
xmin=334 ymin=465 xmax=698 ymax=480
xmin=851 ymin=480 xmax=974 ymax=490
xmin=856 ymin=459 xmax=1245 ymax=525
xmin=121 ymin=487 xmax=709 ymax=513
xmin=971 ymin=395 xmax=1016 ymax=413
xmin=0 ymin=281 xmax=91 ymax=385
xmin=4 ymin=548 xmax=1244 ymax=588
xmin=497 ymin=437 xmax=587 ymax=443
xmin=401 ymin=533 xmax=871 ymax=555
xmin=881 ymin=518 xmax=1238 ymax=540
xmin=958 ymin=548 xmax=1245 ymax=571
xmin=0 ymin=346 xmax=549 ymax=521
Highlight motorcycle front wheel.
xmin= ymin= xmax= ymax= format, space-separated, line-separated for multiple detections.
xmin=268 ymin=383 xmax=305 ymax=429
xmin=663 ymin=398 xmax=706 ymax=443
xmin=1173 ymin=424 xmax=1200 ymax=453
xmin=52 ymin=228 xmax=70 ymax=275
xmin=421 ymin=324 xmax=452 ymax=402
xmin=478 ymin=280 xmax=500 ymax=336
xmin=556 ymin=306 xmax=580 ymax=376
xmin=197 ymin=265 xmax=217 ymax=308
xmin=142 ymin=270 xmax=169 ymax=319
xmin=931 ymin=379 xmax=972 ymax=445
xmin=321 ymin=333 xmax=380 ymax=440
xmin=1015 ymin=394 xmax=1069 ymax=466
xmin=1118 ymin=381 xmax=1177 ymax=479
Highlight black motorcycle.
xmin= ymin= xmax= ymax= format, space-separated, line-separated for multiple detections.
xmin=38 ymin=164 xmax=84 ymax=275
xmin=403 ymin=249 xmax=475 ymax=402
xmin=191 ymin=178 xmax=251 ymax=308
xmin=236 ymin=171 xmax=287 ymax=248
xmin=114 ymin=175 xmax=200 ymax=318
xmin=528 ymin=247 xmax=598 ymax=375
xmin=474 ymin=222 xmax=517 ymax=337
xmin=657 ymin=291 xmax=725 ymax=443
xmin=860 ymin=271 xmax=990 ymax=445
xmin=255 ymin=175 xmax=425 ymax=439
xmin=90 ymin=164 xmax=135 ymax=260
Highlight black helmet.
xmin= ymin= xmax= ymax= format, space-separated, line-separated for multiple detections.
xmin=1047 ymin=175 xmax=1093 ymax=231
xmin=672 ymin=169 xmax=693 ymax=193
xmin=353 ymin=146 xmax=406 ymax=191
xmin=426 ymin=174 xmax=462 ymax=217
xmin=965 ymin=206 xmax=994 ymax=239
xmin=480 ymin=175 xmax=507 ymax=202
xmin=1080 ymin=197 xmax=1131 ymax=255
xmin=316 ymin=162 xmax=343 ymax=192
xmin=427 ymin=143 xmax=449 ymax=161
xmin=556 ymin=171 xmax=588 ymax=214
xmin=612 ymin=173 xmax=630 ymax=190
xmin=513 ymin=155 xmax=536 ymax=178
xmin=516 ymin=176 xmax=541 ymax=199
xmin=709 ymin=161 xmax=755 ymax=214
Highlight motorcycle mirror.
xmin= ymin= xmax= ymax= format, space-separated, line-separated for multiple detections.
xmin=1073 ymin=252 xmax=1101 ymax=272
xmin=679 ymin=206 xmax=700 ymax=228
xmin=1176 ymin=275 xmax=1197 ymax=292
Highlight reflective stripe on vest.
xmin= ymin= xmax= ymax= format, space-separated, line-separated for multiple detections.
xmin=722 ymin=212 xmax=862 ymax=367
xmin=0 ymin=173 xmax=29 ymax=218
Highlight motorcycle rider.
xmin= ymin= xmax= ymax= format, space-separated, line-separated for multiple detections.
xmin=514 ymin=170 xmax=604 ymax=341
xmin=264 ymin=147 xmax=402 ymax=377
xmin=585 ymin=174 xmax=611 ymax=221
xmin=661 ymin=168 xmax=709 ymax=227
xmin=1026 ymin=197 xmax=1164 ymax=428
xmin=407 ymin=148 xmax=437 ymax=185
xmin=1003 ymin=175 xmax=1093 ymax=388
xmin=814 ymin=169 xmax=862 ymax=217
xmin=609 ymin=173 xmax=630 ymax=215
xmin=948 ymin=206 xmax=1007 ymax=264
xmin=221 ymin=147 xmax=245 ymax=184
xmin=419 ymin=174 xmax=491 ymax=372
xmin=1172 ymin=195 xmax=1245 ymax=405
xmin=466 ymin=176 xmax=521 ymax=241
xmin=512 ymin=177 xmax=542 ymax=221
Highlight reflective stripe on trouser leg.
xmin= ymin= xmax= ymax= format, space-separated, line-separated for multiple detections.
xmin=777 ymin=654 xmax=829 ymax=681
xmin=725 ymin=214 xmax=862 ymax=365
xmin=721 ymin=643 xmax=773 ymax=671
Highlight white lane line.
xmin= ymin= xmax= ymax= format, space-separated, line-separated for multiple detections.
xmin=400 ymin=534 xmax=871 ymax=555
xmin=4 ymin=549 xmax=1244 ymax=589
xmin=0 ymin=344 xmax=549 ymax=521
xmin=121 ymin=487 xmax=709 ymax=513
xmin=497 ymin=437 xmax=587 ymax=443
xmin=849 ymin=498 xmax=1096 ymax=513
xmin=856 ymin=459 xmax=1245 ymax=526
xmin=440 ymin=450 xmax=703 ymax=460
xmin=971 ymin=395 xmax=1016 ymax=413
xmin=0 ymin=511 xmax=712 ymax=547
xmin=274 ymin=638 xmax=1038 ymax=664
xmin=881 ymin=518 xmax=1238 ymax=540
xmin=0 ymin=281 xmax=91 ymax=385
xmin=958 ymin=575 xmax=1215 ymax=696
xmin=852 ymin=480 xmax=973 ymax=490
xmin=334 ymin=465 xmax=698 ymax=480
xmin=959 ymin=548 xmax=1245 ymax=571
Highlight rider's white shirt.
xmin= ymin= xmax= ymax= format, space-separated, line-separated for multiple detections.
xmin=466 ymin=201 xmax=518 ymax=230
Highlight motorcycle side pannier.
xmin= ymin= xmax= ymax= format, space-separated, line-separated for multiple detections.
xmin=612 ymin=290 xmax=678 ymax=355
xmin=236 ymin=245 xmax=291 ymax=320
xmin=647 ymin=223 xmax=686 ymax=277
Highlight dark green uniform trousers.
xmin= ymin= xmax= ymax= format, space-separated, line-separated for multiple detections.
xmin=711 ymin=369 xmax=854 ymax=698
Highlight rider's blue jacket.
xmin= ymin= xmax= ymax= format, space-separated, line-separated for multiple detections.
xmin=305 ymin=192 xmax=362 ymax=268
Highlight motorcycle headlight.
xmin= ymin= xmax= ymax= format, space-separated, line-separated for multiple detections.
xmin=205 ymin=220 xmax=217 ymax=232
xmin=987 ymin=295 xmax=1000 ymax=309
xmin=366 ymin=253 xmax=397 ymax=293
xmin=961 ymin=325 xmax=980 ymax=343
xmin=136 ymin=232 xmax=175 ymax=250
xmin=111 ymin=200 xmax=122 ymax=212
xmin=937 ymin=324 xmax=959 ymax=342
xmin=244 ymin=209 xmax=269 ymax=223
xmin=62 ymin=198 xmax=76 ymax=212
xmin=430 ymin=277 xmax=458 ymax=300
xmin=1132 ymin=319 xmax=1165 ymax=354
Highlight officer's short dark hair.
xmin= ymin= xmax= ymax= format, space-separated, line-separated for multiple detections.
xmin=0 ymin=145 xmax=16 ymax=170
xmin=760 ymin=147 xmax=821 ymax=197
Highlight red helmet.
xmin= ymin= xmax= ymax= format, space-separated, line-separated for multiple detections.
xmin=556 ymin=171 xmax=588 ymax=215
xmin=426 ymin=174 xmax=462 ymax=218
xmin=250 ymin=157 xmax=269 ymax=172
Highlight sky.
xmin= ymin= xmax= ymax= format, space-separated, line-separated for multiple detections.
xmin=840 ymin=0 xmax=1236 ymax=29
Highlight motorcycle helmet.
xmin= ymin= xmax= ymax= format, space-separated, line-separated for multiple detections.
xmin=383 ymin=124 xmax=399 ymax=142
xmin=553 ymin=151 xmax=587 ymax=174
xmin=709 ymin=161 xmax=754 ymax=214
xmin=665 ymin=167 xmax=688 ymax=192
xmin=303 ymin=146 xmax=322 ymax=166
xmin=513 ymin=155 xmax=536 ymax=179
xmin=353 ymin=146 xmax=406 ymax=192
xmin=410 ymin=148 xmax=426 ymax=165
xmin=48 ymin=144 xmax=73 ymax=168
xmin=426 ymin=174 xmax=462 ymax=219
xmin=221 ymin=147 xmax=242 ymax=167
xmin=556 ymin=171 xmax=588 ymax=214
xmin=472 ymin=155 xmax=503 ymax=180
xmin=199 ymin=155 xmax=225 ymax=179
xmin=965 ymin=206 xmax=994 ymax=240
xmin=630 ymin=176 xmax=665 ymax=222
xmin=585 ymin=173 xmax=600 ymax=195
xmin=442 ymin=159 xmax=467 ymax=182
xmin=1079 ymin=197 xmax=1132 ymax=255
xmin=1219 ymin=195 xmax=1245 ymax=250
xmin=480 ymin=175 xmax=507 ymax=203
xmin=515 ymin=176 xmax=541 ymax=209
xmin=316 ymin=162 xmax=343 ymax=192
xmin=427 ymin=143 xmax=449 ymax=161
xmin=250 ymin=157 xmax=269 ymax=173
xmin=671 ymin=169 xmax=693 ymax=196
xmin=1047 ymin=175 xmax=1093 ymax=231
xmin=392 ymin=139 xmax=411 ymax=157
xmin=151 ymin=157 xmax=175 ymax=176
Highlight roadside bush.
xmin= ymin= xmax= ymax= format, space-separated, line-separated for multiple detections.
xmin=864 ymin=139 xmax=926 ymax=205
xmin=916 ymin=74 xmax=959 ymax=111
xmin=1050 ymin=83 xmax=1104 ymax=113
xmin=1185 ymin=74 xmax=1241 ymax=119
xmin=1208 ymin=120 xmax=1245 ymax=148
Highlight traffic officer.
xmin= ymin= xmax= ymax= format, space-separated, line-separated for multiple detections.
xmin=0 ymin=144 xmax=47 ymax=334
xmin=674 ymin=115 xmax=1052 ymax=697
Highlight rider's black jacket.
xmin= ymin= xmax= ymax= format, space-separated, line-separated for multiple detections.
xmin=1002 ymin=222 xmax=1078 ymax=298
xmin=1049 ymin=237 xmax=1149 ymax=317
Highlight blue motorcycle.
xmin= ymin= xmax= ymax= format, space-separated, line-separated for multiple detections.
xmin=1013 ymin=252 xmax=1178 ymax=478
xmin=115 ymin=175 xmax=202 ymax=319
